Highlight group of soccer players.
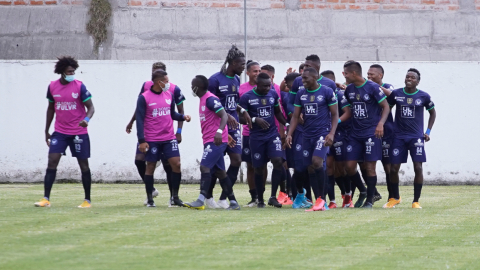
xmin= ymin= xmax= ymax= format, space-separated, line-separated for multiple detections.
xmin=35 ymin=47 xmax=436 ymax=211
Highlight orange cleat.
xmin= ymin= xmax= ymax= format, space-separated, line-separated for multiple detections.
xmin=277 ymin=192 xmax=288 ymax=204
xmin=342 ymin=194 xmax=352 ymax=208
xmin=328 ymin=202 xmax=337 ymax=209
xmin=306 ymin=197 xmax=326 ymax=212
xmin=282 ymin=196 xmax=293 ymax=205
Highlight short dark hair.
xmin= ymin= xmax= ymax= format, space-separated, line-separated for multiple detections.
xmin=54 ymin=56 xmax=79 ymax=74
xmin=305 ymin=54 xmax=320 ymax=63
xmin=320 ymin=70 xmax=335 ymax=77
xmin=152 ymin=70 xmax=167 ymax=81
xmin=246 ymin=60 xmax=259 ymax=71
xmin=408 ymin=68 xmax=421 ymax=81
xmin=370 ymin=64 xmax=384 ymax=74
xmin=195 ymin=75 xmax=209 ymax=89
xmin=344 ymin=60 xmax=362 ymax=74
xmin=299 ymin=63 xmax=305 ymax=71
xmin=257 ymin=72 xmax=271 ymax=81
xmin=221 ymin=45 xmax=245 ymax=74
xmin=284 ymin=72 xmax=301 ymax=84
xmin=152 ymin=62 xmax=166 ymax=71
xmin=303 ymin=67 xmax=318 ymax=76
xmin=261 ymin=64 xmax=275 ymax=74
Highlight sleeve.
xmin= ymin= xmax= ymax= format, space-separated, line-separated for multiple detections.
xmin=46 ymin=85 xmax=54 ymax=102
xmin=386 ymin=90 xmax=396 ymax=106
xmin=174 ymin=86 xmax=186 ymax=105
xmin=327 ymin=88 xmax=338 ymax=106
xmin=239 ymin=94 xmax=249 ymax=112
xmin=425 ymin=93 xmax=435 ymax=111
xmin=136 ymin=95 xmax=147 ymax=144
xmin=80 ymin=84 xmax=92 ymax=102
xmin=294 ymin=90 xmax=302 ymax=107
xmin=339 ymin=92 xmax=350 ymax=109
xmin=139 ymin=83 xmax=146 ymax=96
xmin=170 ymin=92 xmax=185 ymax=121
xmin=281 ymin=92 xmax=290 ymax=115
xmin=287 ymin=77 xmax=300 ymax=113
xmin=273 ymin=91 xmax=280 ymax=107
xmin=372 ymin=83 xmax=387 ymax=103
xmin=207 ymin=76 xmax=219 ymax=95
xmin=206 ymin=96 xmax=225 ymax=113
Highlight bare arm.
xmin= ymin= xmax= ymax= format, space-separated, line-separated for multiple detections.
xmin=274 ymin=105 xmax=287 ymax=126
xmin=425 ymin=108 xmax=436 ymax=142
xmin=325 ymin=104 xmax=339 ymax=146
xmin=45 ymin=102 xmax=55 ymax=146
xmin=340 ymin=106 xmax=351 ymax=122
xmin=375 ymin=99 xmax=390 ymax=138
xmin=284 ymin=106 xmax=302 ymax=149
xmin=214 ymin=109 xmax=229 ymax=146
xmin=78 ymin=99 xmax=95 ymax=128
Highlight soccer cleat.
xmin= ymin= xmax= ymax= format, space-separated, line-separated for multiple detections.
xmin=257 ymin=201 xmax=266 ymax=208
xmin=244 ymin=199 xmax=258 ymax=207
xmin=277 ymin=191 xmax=288 ymax=204
xmin=292 ymin=193 xmax=305 ymax=209
xmin=328 ymin=202 xmax=337 ymax=209
xmin=383 ymin=198 xmax=401 ymax=208
xmin=354 ymin=192 xmax=367 ymax=208
xmin=146 ymin=203 xmax=156 ymax=207
xmin=282 ymin=196 xmax=293 ymax=205
xmin=184 ymin=199 xmax=205 ymax=210
xmin=78 ymin=200 xmax=91 ymax=208
xmin=168 ymin=197 xmax=177 ymax=207
xmin=172 ymin=197 xmax=185 ymax=207
xmin=374 ymin=193 xmax=382 ymax=203
xmin=342 ymin=194 xmax=352 ymax=208
xmin=205 ymin=198 xmax=220 ymax=209
xmin=324 ymin=203 xmax=330 ymax=210
xmin=362 ymin=202 xmax=373 ymax=208
xmin=412 ymin=202 xmax=422 ymax=209
xmin=34 ymin=198 xmax=51 ymax=207
xmin=217 ymin=199 xmax=229 ymax=209
xmin=226 ymin=202 xmax=241 ymax=210
xmin=152 ymin=188 xmax=159 ymax=198
xmin=305 ymin=197 xmax=326 ymax=212
xmin=268 ymin=197 xmax=283 ymax=208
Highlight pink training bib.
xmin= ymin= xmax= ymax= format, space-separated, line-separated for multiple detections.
xmin=141 ymin=89 xmax=176 ymax=142
xmin=199 ymin=91 xmax=228 ymax=144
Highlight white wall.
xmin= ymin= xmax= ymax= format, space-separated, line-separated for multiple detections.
xmin=0 ymin=60 xmax=477 ymax=184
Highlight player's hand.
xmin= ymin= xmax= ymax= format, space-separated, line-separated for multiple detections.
xmin=336 ymin=82 xmax=346 ymax=90
xmin=284 ymin=135 xmax=292 ymax=149
xmin=214 ymin=132 xmax=223 ymax=146
xmin=79 ymin=120 xmax=89 ymax=127
xmin=227 ymin=114 xmax=239 ymax=130
xmin=280 ymin=132 xmax=286 ymax=149
xmin=299 ymin=114 xmax=304 ymax=125
xmin=324 ymin=133 xmax=334 ymax=147
xmin=255 ymin=118 xmax=270 ymax=130
xmin=424 ymin=134 xmax=430 ymax=142
xmin=45 ymin=132 xmax=51 ymax=147
xmin=183 ymin=115 xmax=191 ymax=122
xmin=286 ymin=67 xmax=296 ymax=75
xmin=139 ymin=142 xmax=149 ymax=153
xmin=375 ymin=123 xmax=384 ymax=138
xmin=126 ymin=121 xmax=133 ymax=134
xmin=243 ymin=111 xmax=252 ymax=129
xmin=227 ymin=134 xmax=236 ymax=148
xmin=176 ymin=133 xmax=182 ymax=144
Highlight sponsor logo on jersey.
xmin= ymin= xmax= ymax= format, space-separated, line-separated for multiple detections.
xmin=249 ymin=99 xmax=259 ymax=105
xmin=301 ymin=95 xmax=307 ymax=101
xmin=407 ymin=98 xmax=413 ymax=104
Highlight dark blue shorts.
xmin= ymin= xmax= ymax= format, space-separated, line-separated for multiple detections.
xmin=303 ymin=135 xmax=330 ymax=167
xmin=241 ymin=136 xmax=252 ymax=163
xmin=226 ymin=129 xmax=242 ymax=155
xmin=381 ymin=138 xmax=393 ymax=164
xmin=328 ymin=137 xmax=348 ymax=162
xmin=250 ymin=134 xmax=285 ymax=168
xmin=292 ymin=130 xmax=305 ymax=171
xmin=49 ymin=132 xmax=90 ymax=159
xmin=345 ymin=136 xmax=382 ymax=162
xmin=391 ymin=137 xmax=426 ymax=164
xmin=145 ymin=140 xmax=180 ymax=162
xmin=201 ymin=142 xmax=227 ymax=171
xmin=136 ymin=143 xmax=168 ymax=162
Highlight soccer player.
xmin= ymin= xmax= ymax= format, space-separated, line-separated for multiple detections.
xmin=206 ymin=45 xmax=250 ymax=209
xmin=285 ymin=68 xmax=339 ymax=211
xmin=239 ymin=73 xmax=289 ymax=208
xmin=35 ymin=56 xmax=95 ymax=208
xmin=126 ymin=62 xmax=186 ymax=207
xmin=385 ymin=68 xmax=436 ymax=209
xmin=136 ymin=70 xmax=191 ymax=207
xmin=367 ymin=64 xmax=395 ymax=203
xmin=184 ymin=75 xmax=240 ymax=210
xmin=342 ymin=61 xmax=390 ymax=208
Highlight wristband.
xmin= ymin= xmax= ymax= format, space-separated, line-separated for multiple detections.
xmin=252 ymin=117 xmax=256 ymax=123
xmin=426 ymin=128 xmax=431 ymax=135
xmin=217 ymin=129 xmax=223 ymax=134
xmin=176 ymin=128 xmax=182 ymax=134
xmin=84 ymin=117 xmax=90 ymax=122
xmin=338 ymin=118 xmax=341 ymax=123
xmin=240 ymin=108 xmax=246 ymax=114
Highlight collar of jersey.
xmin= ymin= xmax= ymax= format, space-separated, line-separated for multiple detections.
xmin=252 ymin=88 xmax=264 ymax=96
xmin=306 ymin=84 xmax=322 ymax=93
xmin=149 ymin=87 xmax=163 ymax=95
xmin=355 ymin=79 xmax=367 ymax=88
xmin=316 ymin=75 xmax=324 ymax=82
xmin=403 ymin=88 xmax=419 ymax=95
xmin=225 ymin=74 xmax=235 ymax=79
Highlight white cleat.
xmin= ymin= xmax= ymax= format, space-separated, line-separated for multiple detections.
xmin=217 ymin=199 xmax=229 ymax=209
xmin=152 ymin=188 xmax=159 ymax=198
xmin=205 ymin=198 xmax=220 ymax=209
xmin=168 ymin=197 xmax=178 ymax=208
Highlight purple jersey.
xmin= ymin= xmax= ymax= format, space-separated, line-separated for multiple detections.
xmin=294 ymin=85 xmax=337 ymax=139
xmin=199 ymin=91 xmax=228 ymax=145
xmin=239 ymin=82 xmax=256 ymax=136
xmin=336 ymin=89 xmax=352 ymax=139
xmin=381 ymin=83 xmax=395 ymax=139
xmin=387 ymin=88 xmax=434 ymax=139
xmin=141 ymin=81 xmax=186 ymax=106
xmin=47 ymin=79 xmax=92 ymax=135
xmin=208 ymin=72 xmax=240 ymax=131
xmin=239 ymin=88 xmax=280 ymax=140
xmin=345 ymin=80 xmax=386 ymax=138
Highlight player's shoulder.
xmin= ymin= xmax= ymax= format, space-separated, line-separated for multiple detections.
xmin=320 ymin=84 xmax=334 ymax=93
xmin=345 ymin=83 xmax=355 ymax=92
xmin=382 ymin=83 xmax=394 ymax=90
xmin=320 ymin=76 xmax=336 ymax=89
xmin=365 ymin=80 xmax=380 ymax=90
xmin=416 ymin=89 xmax=430 ymax=96
xmin=209 ymin=72 xmax=222 ymax=81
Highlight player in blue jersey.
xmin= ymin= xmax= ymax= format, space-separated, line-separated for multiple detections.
xmin=342 ymin=61 xmax=391 ymax=208
xmin=384 ymin=68 xmax=436 ymax=209
xmin=285 ymin=68 xmax=339 ymax=211
xmin=239 ymin=73 xmax=289 ymax=208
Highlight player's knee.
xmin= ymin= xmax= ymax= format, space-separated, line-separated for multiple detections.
xmin=312 ymin=157 xmax=324 ymax=169
xmin=170 ymin=160 xmax=181 ymax=171
xmin=307 ymin=165 xmax=315 ymax=174
xmin=200 ymin=165 xmax=210 ymax=174
xmin=254 ymin=167 xmax=263 ymax=175
xmin=271 ymin=158 xmax=283 ymax=169
xmin=215 ymin=170 xmax=227 ymax=180
xmin=135 ymin=153 xmax=145 ymax=162
xmin=413 ymin=163 xmax=423 ymax=174
xmin=390 ymin=165 xmax=400 ymax=175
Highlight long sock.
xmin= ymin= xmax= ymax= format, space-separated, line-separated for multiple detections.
xmin=335 ymin=176 xmax=345 ymax=195
xmin=360 ymin=168 xmax=367 ymax=183
xmin=365 ymin=175 xmax=377 ymax=204
xmin=279 ymin=167 xmax=287 ymax=193
xmin=163 ymin=163 xmax=173 ymax=197
xmin=343 ymin=175 xmax=351 ymax=194
xmin=206 ymin=174 xmax=216 ymax=199
xmin=308 ymin=171 xmax=320 ymax=199
xmin=285 ymin=168 xmax=292 ymax=195
xmin=293 ymin=171 xmax=303 ymax=194
xmin=303 ymin=171 xmax=312 ymax=200
xmin=271 ymin=168 xmax=282 ymax=198
xmin=220 ymin=176 xmax=236 ymax=202
xmin=391 ymin=182 xmax=400 ymax=200
xmin=220 ymin=165 xmax=239 ymax=200
xmin=171 ymin=172 xmax=181 ymax=198
xmin=134 ymin=160 xmax=146 ymax=182
xmin=290 ymin=170 xmax=297 ymax=199
xmin=315 ymin=167 xmax=326 ymax=200
xmin=352 ymin=171 xmax=366 ymax=193
xmin=44 ymin=169 xmax=57 ymax=199
xmin=254 ymin=173 xmax=265 ymax=202
xmin=249 ymin=189 xmax=257 ymax=200
xmin=200 ymin=172 xmax=211 ymax=198
xmin=323 ymin=171 xmax=329 ymax=199
xmin=327 ymin=175 xmax=335 ymax=202
xmin=413 ymin=183 xmax=423 ymax=202
xmin=385 ymin=173 xmax=392 ymax=199
xmin=81 ymin=170 xmax=92 ymax=201
xmin=144 ymin=175 xmax=154 ymax=204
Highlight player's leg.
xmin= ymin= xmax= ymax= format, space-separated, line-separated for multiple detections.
xmin=77 ymin=158 xmax=92 ymax=208
xmin=268 ymin=156 xmax=284 ymax=208
xmin=277 ymin=162 xmax=289 ymax=203
xmin=281 ymin=162 xmax=294 ymax=205
xmin=361 ymin=137 xmax=382 ymax=208
xmin=382 ymin=139 xmax=393 ymax=201
xmin=144 ymin=161 xmax=157 ymax=207
xmin=326 ymin=154 xmax=337 ymax=208
xmin=218 ymin=131 xmax=242 ymax=205
xmin=242 ymin=136 xmax=257 ymax=206
xmin=306 ymin=137 xmax=330 ymax=212
xmin=353 ymin=161 xmax=368 ymax=207
xmin=134 ymin=143 xmax=146 ymax=182
xmin=344 ymin=138 xmax=366 ymax=208
xmin=164 ymin=139 xmax=185 ymax=207
xmin=410 ymin=137 xmax=426 ymax=208
xmin=251 ymin=138 xmax=268 ymax=208
xmin=385 ymin=138 xmax=408 ymax=208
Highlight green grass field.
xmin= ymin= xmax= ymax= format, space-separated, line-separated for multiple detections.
xmin=1 ymin=184 xmax=479 ymax=270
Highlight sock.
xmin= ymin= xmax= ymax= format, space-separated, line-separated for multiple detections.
xmin=293 ymin=171 xmax=303 ymax=194
xmin=279 ymin=167 xmax=287 ymax=193
xmin=308 ymin=172 xmax=320 ymax=199
xmin=81 ymin=170 xmax=92 ymax=201
xmin=385 ymin=173 xmax=392 ymax=199
xmin=360 ymin=168 xmax=367 ymax=183
xmin=343 ymin=175 xmax=351 ymax=194
xmin=144 ymin=175 xmax=154 ymax=204
xmin=43 ymin=168 xmax=57 ymax=200
xmin=303 ymin=171 xmax=312 ymax=200
xmin=254 ymin=173 xmax=265 ymax=202
xmin=352 ymin=171 xmax=367 ymax=193
xmin=290 ymin=170 xmax=297 ymax=199
xmin=335 ymin=176 xmax=345 ymax=195
xmin=219 ymin=176 xmax=236 ymax=202
xmin=220 ymin=165 xmax=239 ymax=200
xmin=163 ymin=163 xmax=173 ymax=197
xmin=324 ymin=171 xmax=329 ymax=199
xmin=327 ymin=174 xmax=335 ymax=202
xmin=391 ymin=182 xmax=400 ymax=200
xmin=198 ymin=194 xmax=206 ymax=202
xmin=413 ymin=183 xmax=423 ymax=202
xmin=171 ymin=172 xmax=181 ymax=198
xmin=207 ymin=174 xmax=216 ymax=199
xmin=315 ymin=167 xmax=326 ymax=200
xmin=271 ymin=168 xmax=282 ymax=198
xmin=249 ymin=189 xmax=257 ymax=200
xmin=200 ymin=172 xmax=211 ymax=198
xmin=365 ymin=175 xmax=377 ymax=204
xmin=134 ymin=160 xmax=146 ymax=182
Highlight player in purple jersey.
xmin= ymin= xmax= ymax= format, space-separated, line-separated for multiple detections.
xmin=342 ymin=61 xmax=391 ymax=208
xmin=207 ymin=45 xmax=251 ymax=209
xmin=286 ymin=68 xmax=339 ymax=212
xmin=35 ymin=57 xmax=95 ymax=208
xmin=384 ymin=69 xmax=436 ymax=209
xmin=136 ymin=70 xmax=191 ymax=207
xmin=239 ymin=73 xmax=289 ymax=208
xmin=184 ymin=75 xmax=240 ymax=210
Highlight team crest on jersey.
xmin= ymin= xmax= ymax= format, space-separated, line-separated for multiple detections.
xmin=303 ymin=150 xmax=309 ymax=157
xmin=72 ymin=92 xmax=78 ymax=99
xmin=296 ymin=144 xmax=302 ymax=151
xmin=73 ymin=136 xmax=83 ymax=144
xmin=166 ymin=99 xmax=172 ymax=105
xmin=254 ymin=153 xmax=261 ymax=160
xmin=317 ymin=95 xmax=324 ymax=102
xmin=363 ymin=94 xmax=370 ymax=101
xmin=269 ymin=97 xmax=275 ymax=104
xmin=51 ymin=139 xmax=58 ymax=145
xmin=407 ymin=98 xmax=413 ymax=104
xmin=414 ymin=139 xmax=424 ymax=147
xmin=365 ymin=138 xmax=375 ymax=146
xmin=356 ymin=94 xmax=360 ymax=101
xmin=261 ymin=99 xmax=267 ymax=105
xmin=347 ymin=145 xmax=352 ymax=152
xmin=415 ymin=99 xmax=422 ymax=105
xmin=393 ymin=149 xmax=400 ymax=156
xmin=201 ymin=106 xmax=206 ymax=111
xmin=429 ymin=101 xmax=433 ymax=106
xmin=85 ymin=91 xmax=91 ymax=96
xmin=232 ymin=85 xmax=236 ymax=92
xmin=310 ymin=95 xmax=315 ymax=102
xmin=300 ymin=95 xmax=307 ymax=101
xmin=382 ymin=141 xmax=390 ymax=148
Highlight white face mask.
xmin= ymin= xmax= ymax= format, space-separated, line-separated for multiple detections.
xmin=64 ymin=74 xmax=75 ymax=82
xmin=160 ymin=81 xmax=170 ymax=92
xmin=192 ymin=86 xmax=199 ymax=97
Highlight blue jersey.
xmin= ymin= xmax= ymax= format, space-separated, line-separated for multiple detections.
xmin=239 ymin=88 xmax=280 ymax=140
xmin=345 ymin=80 xmax=387 ymax=138
xmin=280 ymin=91 xmax=290 ymax=120
xmin=336 ymin=90 xmax=352 ymax=140
xmin=387 ymin=88 xmax=435 ymax=139
xmin=294 ymin=85 xmax=337 ymax=139
xmin=381 ymin=83 xmax=395 ymax=139
xmin=208 ymin=72 xmax=240 ymax=132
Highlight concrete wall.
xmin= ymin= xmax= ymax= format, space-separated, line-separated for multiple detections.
xmin=1 ymin=0 xmax=480 ymax=61
xmin=0 ymin=60 xmax=477 ymax=184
